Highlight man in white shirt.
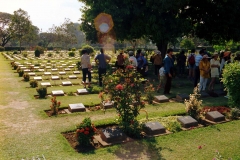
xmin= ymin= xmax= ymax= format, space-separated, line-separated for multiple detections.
xmin=194 ymin=49 xmax=205 ymax=87
xmin=128 ymin=51 xmax=138 ymax=67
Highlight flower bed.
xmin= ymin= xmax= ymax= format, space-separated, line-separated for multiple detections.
xmin=201 ymin=106 xmax=231 ymax=115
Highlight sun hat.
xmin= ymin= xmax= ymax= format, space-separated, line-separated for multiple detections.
xmin=154 ymin=50 xmax=161 ymax=54
xmin=213 ymin=52 xmax=218 ymax=56
xmin=223 ymin=51 xmax=231 ymax=57
xmin=129 ymin=51 xmax=134 ymax=56
xmin=202 ymin=55 xmax=210 ymax=59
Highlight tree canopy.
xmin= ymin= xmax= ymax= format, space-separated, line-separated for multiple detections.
xmin=79 ymin=0 xmax=240 ymax=55
xmin=0 ymin=12 xmax=12 ymax=47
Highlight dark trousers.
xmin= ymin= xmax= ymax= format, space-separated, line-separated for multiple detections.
xmin=194 ymin=66 xmax=200 ymax=87
xmin=164 ymin=73 xmax=172 ymax=94
xmin=178 ymin=64 xmax=185 ymax=75
xmin=98 ymin=68 xmax=106 ymax=86
xmin=82 ymin=68 xmax=91 ymax=83
xmin=154 ymin=65 xmax=161 ymax=76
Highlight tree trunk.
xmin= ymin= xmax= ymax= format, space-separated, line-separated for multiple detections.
xmin=156 ymin=40 xmax=168 ymax=58
xmin=19 ymin=40 xmax=22 ymax=53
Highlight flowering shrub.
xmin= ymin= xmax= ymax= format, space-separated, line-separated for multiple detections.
xmin=23 ymin=73 xmax=30 ymax=82
xmin=50 ymin=96 xmax=61 ymax=116
xmin=184 ymin=85 xmax=203 ymax=121
xmin=144 ymin=81 xmax=155 ymax=104
xmin=101 ymin=64 xmax=146 ymax=138
xmin=201 ymin=106 xmax=231 ymax=116
xmin=76 ymin=117 xmax=97 ymax=146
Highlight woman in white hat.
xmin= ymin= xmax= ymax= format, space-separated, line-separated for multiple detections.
xmin=199 ymin=55 xmax=210 ymax=92
xmin=208 ymin=52 xmax=220 ymax=91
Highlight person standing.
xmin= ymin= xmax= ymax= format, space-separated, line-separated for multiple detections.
xmin=199 ymin=55 xmax=211 ymax=92
xmin=153 ymin=50 xmax=162 ymax=76
xmin=177 ymin=50 xmax=186 ymax=77
xmin=208 ymin=52 xmax=220 ymax=91
xmin=194 ymin=49 xmax=205 ymax=87
xmin=116 ymin=51 xmax=124 ymax=69
xmin=163 ymin=48 xmax=174 ymax=94
xmin=95 ymin=48 xmax=111 ymax=86
xmin=137 ymin=51 xmax=148 ymax=77
xmin=81 ymin=49 xmax=92 ymax=88
xmin=128 ymin=51 xmax=138 ymax=67
xmin=187 ymin=49 xmax=196 ymax=81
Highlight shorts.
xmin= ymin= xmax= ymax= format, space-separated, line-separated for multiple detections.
xmin=188 ymin=64 xmax=195 ymax=69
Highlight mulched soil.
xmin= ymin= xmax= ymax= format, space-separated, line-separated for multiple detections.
xmin=45 ymin=108 xmax=68 ymax=117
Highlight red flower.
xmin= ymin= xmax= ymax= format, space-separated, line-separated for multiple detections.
xmin=58 ymin=102 xmax=61 ymax=105
xmin=198 ymin=146 xmax=202 ymax=149
xmin=126 ymin=65 xmax=134 ymax=69
xmin=85 ymin=127 xmax=89 ymax=131
xmin=99 ymin=92 xmax=104 ymax=98
xmin=130 ymin=83 xmax=134 ymax=87
xmin=84 ymin=131 xmax=89 ymax=135
xmin=115 ymin=84 xmax=124 ymax=90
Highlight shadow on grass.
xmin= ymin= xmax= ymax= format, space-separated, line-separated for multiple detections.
xmin=111 ymin=137 xmax=172 ymax=160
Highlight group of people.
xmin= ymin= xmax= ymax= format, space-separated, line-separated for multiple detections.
xmin=188 ymin=49 xmax=233 ymax=92
xmin=80 ymin=47 xmax=237 ymax=95
xmin=79 ymin=48 xmax=173 ymax=95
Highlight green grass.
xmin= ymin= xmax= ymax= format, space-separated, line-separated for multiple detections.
xmin=0 ymin=53 xmax=239 ymax=160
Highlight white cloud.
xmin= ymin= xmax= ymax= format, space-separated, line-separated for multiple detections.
xmin=0 ymin=0 xmax=84 ymax=31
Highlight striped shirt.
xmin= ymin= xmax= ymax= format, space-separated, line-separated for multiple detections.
xmin=195 ymin=54 xmax=203 ymax=66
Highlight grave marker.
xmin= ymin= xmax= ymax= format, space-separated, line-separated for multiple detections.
xmin=205 ymin=111 xmax=225 ymax=122
xmin=62 ymin=81 xmax=72 ymax=86
xmin=52 ymin=90 xmax=64 ymax=96
xmin=100 ymin=101 xmax=114 ymax=109
xmin=51 ymin=76 xmax=60 ymax=80
xmin=100 ymin=127 xmax=127 ymax=143
xmin=73 ymin=71 xmax=80 ymax=74
xmin=41 ymin=82 xmax=51 ymax=87
xmin=33 ymin=76 xmax=42 ymax=81
xmin=59 ymin=71 xmax=66 ymax=75
xmin=176 ymin=93 xmax=189 ymax=101
xmin=28 ymin=72 xmax=36 ymax=76
xmin=154 ymin=95 xmax=169 ymax=103
xmin=68 ymin=75 xmax=77 ymax=79
xmin=143 ymin=121 xmax=166 ymax=135
xmin=177 ymin=116 xmax=198 ymax=128
xmin=68 ymin=103 xmax=86 ymax=112
xmin=77 ymin=89 xmax=88 ymax=95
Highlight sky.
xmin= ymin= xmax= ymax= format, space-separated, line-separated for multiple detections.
xmin=0 ymin=0 xmax=84 ymax=32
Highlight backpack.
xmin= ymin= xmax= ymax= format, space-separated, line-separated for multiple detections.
xmin=188 ymin=54 xmax=195 ymax=65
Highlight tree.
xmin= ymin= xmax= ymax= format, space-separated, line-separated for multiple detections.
xmin=182 ymin=0 xmax=240 ymax=44
xmin=0 ymin=12 xmax=13 ymax=47
xmin=79 ymin=0 xmax=191 ymax=56
xmin=53 ymin=18 xmax=78 ymax=49
xmin=79 ymin=0 xmax=240 ymax=56
xmin=22 ymin=25 xmax=40 ymax=47
xmin=180 ymin=38 xmax=195 ymax=50
xmin=38 ymin=32 xmax=57 ymax=48
xmin=9 ymin=8 xmax=32 ymax=53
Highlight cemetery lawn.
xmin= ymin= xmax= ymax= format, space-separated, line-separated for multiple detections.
xmin=0 ymin=54 xmax=240 ymax=159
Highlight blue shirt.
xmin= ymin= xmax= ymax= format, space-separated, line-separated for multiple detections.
xmin=95 ymin=53 xmax=110 ymax=68
xmin=164 ymin=55 xmax=174 ymax=74
xmin=195 ymin=54 xmax=203 ymax=66
xmin=137 ymin=56 xmax=147 ymax=68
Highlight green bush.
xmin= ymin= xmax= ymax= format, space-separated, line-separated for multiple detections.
xmin=30 ymin=80 xmax=38 ymax=88
xmin=68 ymin=51 xmax=75 ymax=57
xmin=80 ymin=45 xmax=95 ymax=56
xmin=87 ymin=86 xmax=102 ymax=94
xmin=18 ymin=69 xmax=24 ymax=77
xmin=47 ymin=53 xmax=52 ymax=57
xmin=36 ymin=86 xmax=47 ymax=98
xmin=0 ymin=46 xmax=5 ymax=52
xmin=23 ymin=73 xmax=30 ymax=82
xmin=222 ymin=62 xmax=240 ymax=108
xmin=22 ymin=52 xmax=28 ymax=58
xmin=71 ymin=48 xmax=76 ymax=51
xmin=13 ymin=50 xmax=18 ymax=54
xmin=35 ymin=46 xmax=45 ymax=57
